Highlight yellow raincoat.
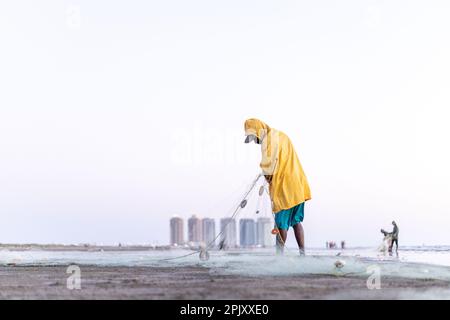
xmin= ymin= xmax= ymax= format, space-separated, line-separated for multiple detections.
xmin=244 ymin=118 xmax=311 ymax=213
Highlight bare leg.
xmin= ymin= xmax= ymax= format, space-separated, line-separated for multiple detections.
xmin=276 ymin=229 xmax=288 ymax=255
xmin=293 ymin=223 xmax=305 ymax=254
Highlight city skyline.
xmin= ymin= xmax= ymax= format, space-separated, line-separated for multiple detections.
xmin=170 ymin=215 xmax=275 ymax=248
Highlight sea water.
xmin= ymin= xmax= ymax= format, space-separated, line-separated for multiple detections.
xmin=1 ymin=246 xmax=450 ymax=281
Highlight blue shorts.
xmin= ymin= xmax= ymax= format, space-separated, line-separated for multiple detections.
xmin=274 ymin=202 xmax=305 ymax=230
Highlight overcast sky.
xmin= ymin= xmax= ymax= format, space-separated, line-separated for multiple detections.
xmin=0 ymin=0 xmax=449 ymax=247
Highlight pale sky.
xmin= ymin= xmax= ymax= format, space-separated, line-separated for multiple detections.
xmin=0 ymin=1 xmax=449 ymax=247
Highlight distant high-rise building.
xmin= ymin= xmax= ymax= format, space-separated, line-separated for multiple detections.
xmin=202 ymin=218 xmax=215 ymax=246
xmin=240 ymin=219 xmax=256 ymax=247
xmin=256 ymin=217 xmax=273 ymax=247
xmin=188 ymin=215 xmax=203 ymax=243
xmin=220 ymin=218 xmax=237 ymax=249
xmin=170 ymin=216 xmax=184 ymax=246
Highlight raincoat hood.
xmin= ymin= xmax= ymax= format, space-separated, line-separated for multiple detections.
xmin=244 ymin=118 xmax=311 ymax=213
xmin=244 ymin=118 xmax=271 ymax=140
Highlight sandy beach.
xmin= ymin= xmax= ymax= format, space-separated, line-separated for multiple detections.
xmin=2 ymin=245 xmax=450 ymax=299
xmin=1 ymin=265 xmax=449 ymax=300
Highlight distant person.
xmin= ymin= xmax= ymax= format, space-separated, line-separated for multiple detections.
xmin=390 ymin=221 xmax=399 ymax=254
xmin=341 ymin=241 xmax=346 ymax=250
xmin=380 ymin=221 xmax=399 ymax=255
xmin=244 ymin=119 xmax=311 ymax=256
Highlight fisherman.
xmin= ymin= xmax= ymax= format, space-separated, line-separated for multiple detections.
xmin=389 ymin=221 xmax=399 ymax=254
xmin=380 ymin=221 xmax=399 ymax=255
xmin=244 ymin=119 xmax=311 ymax=256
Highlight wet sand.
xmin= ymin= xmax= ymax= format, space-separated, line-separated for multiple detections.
xmin=1 ymin=265 xmax=449 ymax=299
